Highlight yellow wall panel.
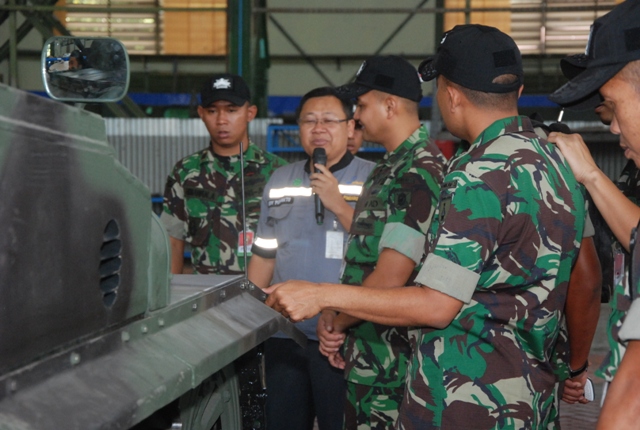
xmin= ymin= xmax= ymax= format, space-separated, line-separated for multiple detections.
xmin=444 ymin=0 xmax=511 ymax=34
xmin=163 ymin=0 xmax=227 ymax=55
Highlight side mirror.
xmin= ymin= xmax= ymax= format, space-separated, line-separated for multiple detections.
xmin=41 ymin=36 xmax=130 ymax=103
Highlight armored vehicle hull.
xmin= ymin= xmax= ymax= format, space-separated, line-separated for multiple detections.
xmin=0 ymin=84 xmax=283 ymax=429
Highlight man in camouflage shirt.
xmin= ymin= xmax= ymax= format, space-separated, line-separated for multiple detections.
xmin=546 ymin=1 xmax=640 ymax=424
xmin=596 ymin=160 xmax=640 ymax=392
xmin=266 ymin=25 xmax=588 ymax=429
xmin=161 ymin=73 xmax=286 ymax=274
xmin=317 ymin=55 xmax=445 ymax=429
xmin=553 ymin=51 xmax=639 ymax=404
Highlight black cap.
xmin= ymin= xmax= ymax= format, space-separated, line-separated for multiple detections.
xmin=549 ymin=0 xmax=640 ymax=107
xmin=556 ymin=54 xmax=603 ymax=111
xmin=200 ymin=73 xmax=251 ymax=107
xmin=336 ymin=55 xmax=423 ymax=102
xmin=560 ymin=54 xmax=588 ymax=80
xmin=419 ymin=24 xmax=523 ymax=93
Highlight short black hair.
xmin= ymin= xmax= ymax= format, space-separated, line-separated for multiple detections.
xmin=296 ymin=86 xmax=354 ymax=120
xmin=443 ymin=74 xmax=519 ymax=110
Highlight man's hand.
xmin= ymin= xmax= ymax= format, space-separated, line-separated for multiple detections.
xmin=317 ymin=310 xmax=347 ymax=369
xmin=547 ymin=132 xmax=600 ymax=184
xmin=562 ymin=371 xmax=590 ymax=404
xmin=265 ymin=280 xmax=324 ymax=322
xmin=310 ymin=163 xmax=356 ymax=231
xmin=310 ymin=164 xmax=343 ymax=212
xmin=327 ymin=351 xmax=346 ymax=369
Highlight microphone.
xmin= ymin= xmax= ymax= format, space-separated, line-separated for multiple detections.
xmin=312 ymin=147 xmax=327 ymax=225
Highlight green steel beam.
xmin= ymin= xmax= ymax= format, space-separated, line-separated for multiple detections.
xmin=252 ymin=0 xmax=269 ymax=117
xmin=228 ymin=0 xmax=251 ymax=78
xmin=0 ymin=4 xmax=614 ymax=14
xmin=430 ymin=0 xmax=445 ymax=138
xmin=0 ymin=5 xmax=226 ymax=13
xmin=253 ymin=5 xmax=613 ymax=13
xmin=8 ymin=0 xmax=17 ymax=87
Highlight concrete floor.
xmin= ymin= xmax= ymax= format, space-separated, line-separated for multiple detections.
xmin=560 ymin=303 xmax=611 ymax=430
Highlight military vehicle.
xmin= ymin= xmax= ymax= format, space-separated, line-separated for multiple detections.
xmin=0 ymin=37 xmax=302 ymax=430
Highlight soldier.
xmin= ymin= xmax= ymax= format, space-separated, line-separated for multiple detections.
xmin=319 ymin=55 xmax=446 ymax=429
xmin=247 ymin=86 xmax=375 ymax=430
xmin=161 ymin=73 xmax=286 ymax=274
xmin=552 ymin=50 xmax=639 ymax=406
xmin=266 ymin=25 xmax=590 ymax=429
xmin=544 ymin=0 xmax=640 ymax=426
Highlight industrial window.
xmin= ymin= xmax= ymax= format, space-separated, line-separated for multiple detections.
xmin=57 ymin=0 xmax=227 ymax=56
xmin=444 ymin=0 xmax=619 ymax=55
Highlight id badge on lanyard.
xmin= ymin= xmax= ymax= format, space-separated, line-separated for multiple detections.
xmin=237 ymin=229 xmax=254 ymax=257
xmin=325 ymin=218 xmax=344 ymax=259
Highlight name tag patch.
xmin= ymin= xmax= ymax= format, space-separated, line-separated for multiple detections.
xmin=268 ymin=197 xmax=294 ymax=207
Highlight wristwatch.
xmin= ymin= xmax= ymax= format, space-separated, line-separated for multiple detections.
xmin=569 ymin=360 xmax=589 ymax=378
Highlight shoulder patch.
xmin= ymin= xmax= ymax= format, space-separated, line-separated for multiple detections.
xmin=391 ymin=190 xmax=411 ymax=210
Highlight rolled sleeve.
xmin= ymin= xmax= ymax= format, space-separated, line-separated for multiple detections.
xmin=620 ymin=297 xmax=640 ymax=342
xmin=161 ymin=169 xmax=187 ymax=240
xmin=252 ymin=180 xmax=278 ymax=258
xmin=160 ymin=211 xmax=185 ymax=239
xmin=379 ymin=222 xmax=426 ymax=265
xmin=583 ymin=211 xmax=595 ymax=238
xmin=414 ymin=253 xmax=480 ymax=304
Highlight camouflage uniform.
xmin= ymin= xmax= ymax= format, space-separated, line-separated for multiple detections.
xmin=399 ymin=116 xmax=586 ymax=430
xmin=161 ymin=143 xmax=286 ymax=274
xmin=341 ymin=126 xmax=446 ymax=429
xmin=596 ymin=160 xmax=640 ymax=382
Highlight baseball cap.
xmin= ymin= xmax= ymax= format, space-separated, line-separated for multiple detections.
xmin=419 ymin=24 xmax=523 ymax=93
xmin=549 ymin=0 xmax=640 ymax=106
xmin=200 ymin=73 xmax=251 ymax=107
xmin=336 ymin=55 xmax=423 ymax=102
xmin=555 ymin=54 xmax=603 ymax=111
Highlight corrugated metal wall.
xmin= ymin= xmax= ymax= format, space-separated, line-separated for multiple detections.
xmin=106 ymin=118 xmax=627 ymax=196
xmin=105 ymin=118 xmax=282 ymax=195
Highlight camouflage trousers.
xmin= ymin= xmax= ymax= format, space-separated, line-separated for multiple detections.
xmin=344 ymin=381 xmax=404 ymax=430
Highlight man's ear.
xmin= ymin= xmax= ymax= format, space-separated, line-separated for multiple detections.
xmin=517 ymin=84 xmax=524 ymax=98
xmin=197 ymin=105 xmax=205 ymax=120
xmin=247 ymin=104 xmax=258 ymax=122
xmin=447 ymin=85 xmax=461 ymax=112
xmin=347 ymin=118 xmax=356 ymax=138
xmin=385 ymin=95 xmax=398 ymax=118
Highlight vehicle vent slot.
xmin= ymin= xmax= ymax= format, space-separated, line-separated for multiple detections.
xmin=103 ymin=219 xmax=120 ymax=241
xmin=99 ymin=219 xmax=121 ymax=308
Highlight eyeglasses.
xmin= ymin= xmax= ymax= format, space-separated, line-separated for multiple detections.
xmin=297 ymin=118 xmax=349 ymax=128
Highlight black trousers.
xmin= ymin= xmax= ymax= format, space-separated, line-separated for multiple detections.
xmin=265 ymin=337 xmax=346 ymax=430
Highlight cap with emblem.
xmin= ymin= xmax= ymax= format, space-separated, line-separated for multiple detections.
xmin=549 ymin=0 xmax=640 ymax=106
xmin=200 ymin=73 xmax=251 ymax=107
xmin=336 ymin=55 xmax=423 ymax=102
xmin=418 ymin=24 xmax=523 ymax=94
